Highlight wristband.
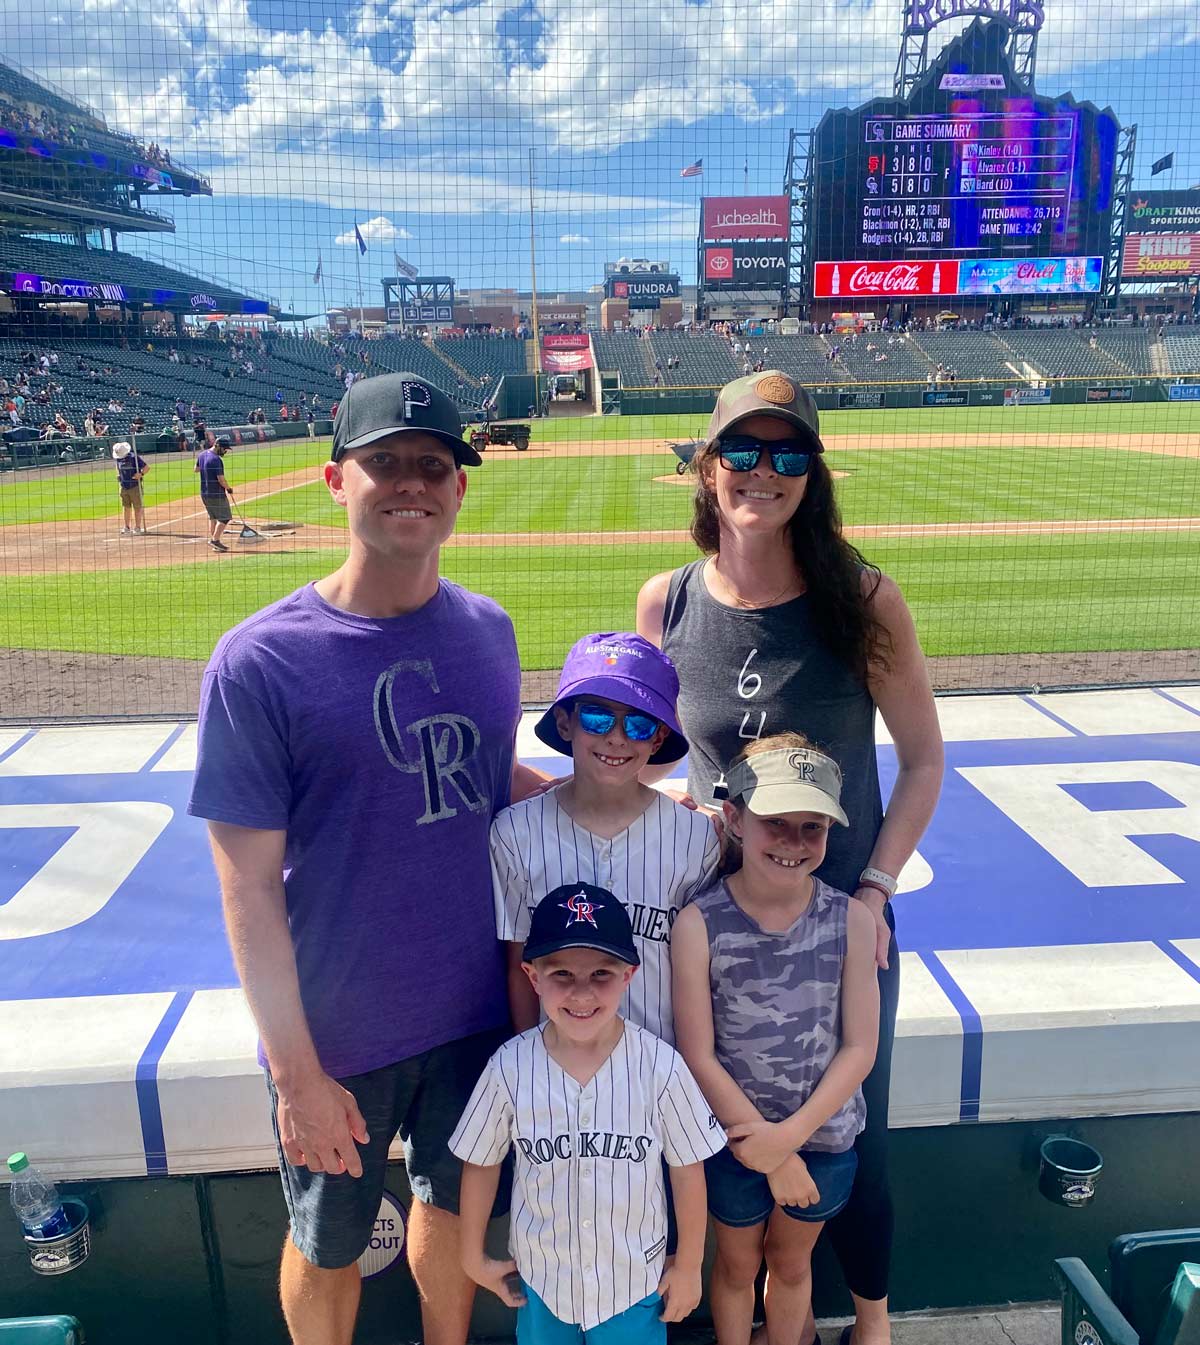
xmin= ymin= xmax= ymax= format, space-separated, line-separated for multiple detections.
xmin=856 ymin=880 xmax=892 ymax=902
xmin=859 ymin=866 xmax=898 ymax=898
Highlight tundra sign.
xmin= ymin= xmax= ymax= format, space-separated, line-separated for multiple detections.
xmin=703 ymin=242 xmax=788 ymax=289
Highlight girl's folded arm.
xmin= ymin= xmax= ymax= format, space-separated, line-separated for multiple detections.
xmin=779 ymin=898 xmax=880 ymax=1151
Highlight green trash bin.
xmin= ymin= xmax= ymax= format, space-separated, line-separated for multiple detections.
xmin=0 ymin=1318 xmax=84 ymax=1344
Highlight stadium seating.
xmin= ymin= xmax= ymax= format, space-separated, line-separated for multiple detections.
xmin=434 ymin=336 xmax=527 ymax=403
xmin=593 ymin=333 xmax=654 ymax=388
xmin=1091 ymin=329 xmax=1157 ymax=375
xmin=909 ymin=330 xmax=1015 ymax=379
xmin=763 ymin=335 xmax=848 ymax=385
xmin=994 ymin=329 xmax=1130 ymax=379
xmin=0 ymin=235 xmax=253 ymax=308
xmin=1162 ymin=331 xmax=1200 ymax=377
xmin=831 ymin=332 xmax=932 ymax=383
xmin=646 ymin=332 xmax=739 ymax=386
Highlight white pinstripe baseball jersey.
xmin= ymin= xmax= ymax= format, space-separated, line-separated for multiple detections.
xmin=449 ymin=1021 xmax=725 ymax=1330
xmin=490 ymin=788 xmax=719 ymax=1044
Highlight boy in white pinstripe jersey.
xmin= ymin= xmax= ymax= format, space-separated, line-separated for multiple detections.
xmin=452 ymin=885 xmax=726 ymax=1343
xmin=492 ymin=633 xmax=719 ymax=1043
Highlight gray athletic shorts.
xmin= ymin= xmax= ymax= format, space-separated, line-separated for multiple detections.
xmin=202 ymin=494 xmax=232 ymax=522
xmin=266 ymin=1027 xmax=510 ymax=1269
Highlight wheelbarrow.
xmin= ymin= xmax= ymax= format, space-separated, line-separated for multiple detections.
xmin=669 ymin=439 xmax=701 ymax=475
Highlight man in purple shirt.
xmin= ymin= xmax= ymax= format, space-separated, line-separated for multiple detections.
xmin=189 ymin=374 xmax=546 ymax=1345
xmin=195 ymin=435 xmax=233 ymax=551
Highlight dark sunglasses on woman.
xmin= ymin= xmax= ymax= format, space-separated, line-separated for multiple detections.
xmin=575 ymin=702 xmax=661 ymax=742
xmin=717 ymin=434 xmax=813 ymax=477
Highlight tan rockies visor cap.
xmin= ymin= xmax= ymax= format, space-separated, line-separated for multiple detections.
xmin=724 ymin=747 xmax=849 ymax=826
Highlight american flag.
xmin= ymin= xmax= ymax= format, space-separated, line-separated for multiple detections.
xmin=680 ymin=159 xmax=703 ymax=178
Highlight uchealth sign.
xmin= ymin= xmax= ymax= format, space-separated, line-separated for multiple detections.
xmin=704 ymin=242 xmax=788 ymax=288
xmin=702 ymin=196 xmax=790 ymax=241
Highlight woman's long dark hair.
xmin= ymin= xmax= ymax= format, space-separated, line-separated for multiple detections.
xmin=690 ymin=440 xmax=891 ymax=681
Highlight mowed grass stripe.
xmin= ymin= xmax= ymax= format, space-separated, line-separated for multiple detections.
xmin=0 ymin=438 xmax=331 ymax=526
xmin=527 ymin=401 xmax=1200 ymax=442
xmin=245 ymin=444 xmax=1200 ymax=532
xmin=2 ymin=531 xmax=1198 ymax=667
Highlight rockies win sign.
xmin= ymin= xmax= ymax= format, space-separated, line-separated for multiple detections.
xmin=703 ymin=242 xmax=788 ymax=289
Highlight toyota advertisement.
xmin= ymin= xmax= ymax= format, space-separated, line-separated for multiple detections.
xmin=813 ymin=256 xmax=1103 ymax=299
xmin=605 ymin=274 xmax=680 ymax=308
xmin=701 ymin=196 xmax=790 ymax=241
xmin=703 ymin=242 xmax=788 ymax=289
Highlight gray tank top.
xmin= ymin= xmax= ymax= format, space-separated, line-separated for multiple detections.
xmin=662 ymin=559 xmax=883 ymax=896
xmin=692 ymin=878 xmax=865 ymax=1153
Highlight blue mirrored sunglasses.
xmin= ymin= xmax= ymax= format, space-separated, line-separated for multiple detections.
xmin=576 ymin=702 xmax=661 ymax=742
xmin=717 ymin=435 xmax=813 ymax=477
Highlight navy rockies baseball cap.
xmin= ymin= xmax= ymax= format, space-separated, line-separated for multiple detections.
xmin=523 ymin=883 xmax=640 ymax=967
xmin=331 ymin=371 xmax=481 ymax=466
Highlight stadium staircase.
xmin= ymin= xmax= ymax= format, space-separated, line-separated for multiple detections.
xmin=1151 ymin=337 xmax=1172 ymax=377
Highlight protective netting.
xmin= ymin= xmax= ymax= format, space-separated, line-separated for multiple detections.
xmin=1 ymin=0 xmax=1198 ymax=718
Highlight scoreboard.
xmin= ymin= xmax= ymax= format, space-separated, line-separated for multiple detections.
xmin=808 ymin=25 xmax=1120 ymax=286
xmin=860 ymin=111 xmax=1077 ymax=253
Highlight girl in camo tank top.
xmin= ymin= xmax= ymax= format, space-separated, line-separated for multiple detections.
xmin=672 ymin=734 xmax=880 ymax=1345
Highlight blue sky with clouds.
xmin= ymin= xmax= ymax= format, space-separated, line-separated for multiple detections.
xmin=2 ymin=0 xmax=1198 ymax=312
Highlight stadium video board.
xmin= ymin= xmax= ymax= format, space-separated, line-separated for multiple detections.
xmin=1122 ymin=192 xmax=1200 ymax=279
xmin=808 ymin=22 xmax=1119 ymax=286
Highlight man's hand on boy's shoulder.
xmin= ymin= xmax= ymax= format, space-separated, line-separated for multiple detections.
xmin=658 ymin=1257 xmax=703 ymax=1322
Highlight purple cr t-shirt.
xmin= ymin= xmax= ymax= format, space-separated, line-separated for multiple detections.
xmin=187 ymin=580 xmax=522 ymax=1078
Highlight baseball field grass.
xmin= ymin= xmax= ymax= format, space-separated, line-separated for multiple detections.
xmin=1 ymin=401 xmax=1198 ymax=671
xmin=243 ymin=442 xmax=1200 ymax=533
xmin=1 ymin=530 xmax=1197 ymax=670
xmin=0 ymin=439 xmax=333 ymax=527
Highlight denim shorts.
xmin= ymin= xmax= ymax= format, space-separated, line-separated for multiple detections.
xmin=705 ymin=1143 xmax=859 ymax=1226
xmin=266 ymin=1027 xmax=510 ymax=1268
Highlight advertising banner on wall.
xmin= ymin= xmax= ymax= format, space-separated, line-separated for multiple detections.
xmin=605 ymin=275 xmax=680 ymax=307
xmin=703 ymin=242 xmax=788 ymax=288
xmin=542 ymin=333 xmax=590 ymax=349
xmin=838 ymin=391 xmax=886 ymax=408
xmin=1125 ymin=192 xmax=1200 ymax=235
xmin=1085 ymin=386 xmax=1133 ymax=402
xmin=1004 ymin=387 xmax=1053 ymax=405
xmin=923 ymin=390 xmax=969 ymax=406
xmin=701 ymin=196 xmax=790 ymax=240
xmin=542 ymin=344 xmax=592 ymax=372
xmin=1121 ymin=233 xmax=1200 ymax=279
xmin=814 ymin=256 xmax=1102 ymax=299
xmin=1168 ymin=384 xmax=1200 ymax=401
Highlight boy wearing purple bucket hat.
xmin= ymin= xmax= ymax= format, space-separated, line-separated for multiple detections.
xmin=492 ymin=633 xmax=719 ymax=1045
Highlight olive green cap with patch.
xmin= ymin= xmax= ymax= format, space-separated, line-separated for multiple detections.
xmin=707 ymin=370 xmax=823 ymax=450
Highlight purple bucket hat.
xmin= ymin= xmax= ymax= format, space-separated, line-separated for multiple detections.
xmin=534 ymin=633 xmax=689 ymax=765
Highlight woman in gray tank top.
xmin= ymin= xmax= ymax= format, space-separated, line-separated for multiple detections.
xmin=637 ymin=371 xmax=943 ymax=1345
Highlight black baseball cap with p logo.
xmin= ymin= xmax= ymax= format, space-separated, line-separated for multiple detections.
xmin=331 ymin=371 xmax=481 ymax=465
xmin=523 ymin=883 xmax=640 ymax=967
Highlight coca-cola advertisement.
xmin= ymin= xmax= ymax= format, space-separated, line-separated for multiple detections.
xmin=813 ymin=260 xmax=949 ymax=299
xmin=702 ymin=196 xmax=790 ymax=240
xmin=813 ymin=255 xmax=1103 ymax=298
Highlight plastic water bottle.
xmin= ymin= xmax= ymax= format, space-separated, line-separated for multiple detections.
xmin=7 ymin=1153 xmax=71 ymax=1239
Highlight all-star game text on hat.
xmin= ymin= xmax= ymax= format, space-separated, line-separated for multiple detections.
xmin=332 ymin=372 xmax=481 ymax=466
xmin=533 ymin=632 xmax=689 ymax=765
xmin=724 ymin=746 xmax=850 ymax=827
xmin=523 ymin=883 xmax=640 ymax=967
xmin=707 ymin=370 xmax=823 ymax=450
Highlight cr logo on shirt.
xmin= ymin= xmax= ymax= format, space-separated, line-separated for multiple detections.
xmin=373 ymin=658 xmax=488 ymax=826
xmin=516 ymin=1132 xmax=654 ymax=1164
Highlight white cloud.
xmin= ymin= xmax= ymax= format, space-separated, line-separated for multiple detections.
xmin=559 ymin=233 xmax=590 ymax=243
xmin=334 ymin=216 xmax=413 ymax=245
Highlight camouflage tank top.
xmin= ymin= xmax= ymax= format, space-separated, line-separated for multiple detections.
xmin=691 ymin=877 xmax=865 ymax=1153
